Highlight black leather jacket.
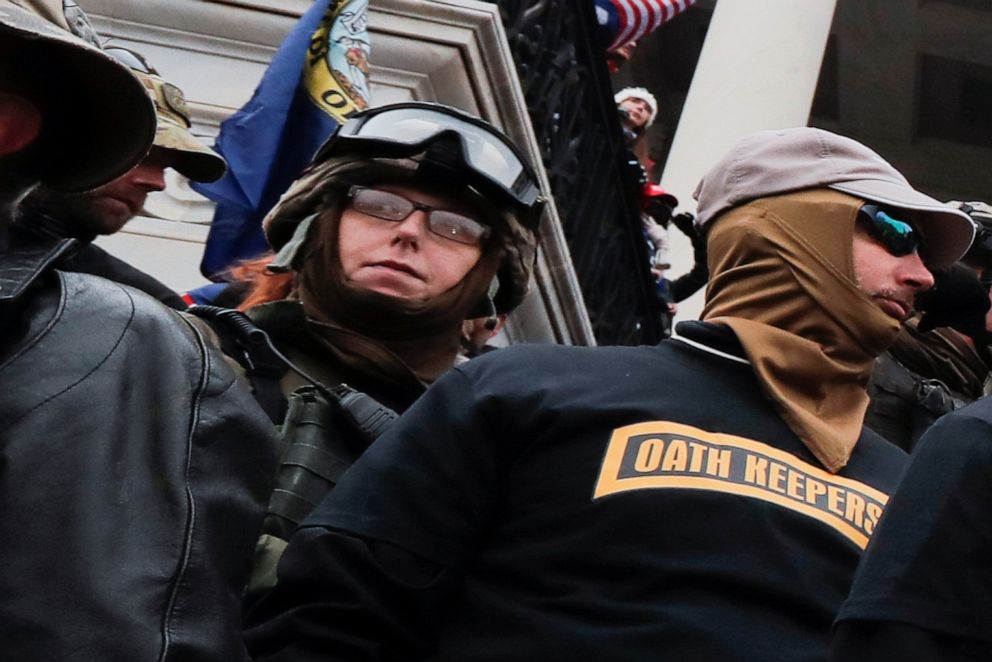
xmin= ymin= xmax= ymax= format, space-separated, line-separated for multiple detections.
xmin=13 ymin=211 xmax=188 ymax=310
xmin=0 ymin=233 xmax=277 ymax=661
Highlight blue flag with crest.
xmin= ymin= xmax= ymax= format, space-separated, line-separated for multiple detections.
xmin=192 ymin=0 xmax=371 ymax=277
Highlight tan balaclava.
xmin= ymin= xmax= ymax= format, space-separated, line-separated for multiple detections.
xmin=693 ymin=127 xmax=976 ymax=472
xmin=702 ymin=189 xmax=902 ymax=472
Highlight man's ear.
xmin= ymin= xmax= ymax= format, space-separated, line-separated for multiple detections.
xmin=0 ymin=93 xmax=42 ymax=157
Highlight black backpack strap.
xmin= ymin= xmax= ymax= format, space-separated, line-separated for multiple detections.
xmin=186 ymin=304 xmax=290 ymax=423
xmin=186 ymin=304 xmax=400 ymax=440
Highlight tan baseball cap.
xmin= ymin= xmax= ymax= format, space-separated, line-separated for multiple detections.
xmin=0 ymin=0 xmax=155 ymax=191
xmin=105 ymin=47 xmax=227 ymax=183
xmin=693 ymin=127 xmax=976 ymax=270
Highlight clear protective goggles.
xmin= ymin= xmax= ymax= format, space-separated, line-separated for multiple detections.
xmin=313 ymin=102 xmax=544 ymax=227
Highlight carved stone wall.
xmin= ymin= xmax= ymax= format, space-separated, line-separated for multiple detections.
xmin=79 ymin=0 xmax=594 ymax=345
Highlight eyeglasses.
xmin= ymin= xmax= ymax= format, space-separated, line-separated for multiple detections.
xmin=314 ymin=103 xmax=545 ymax=228
xmin=859 ymin=205 xmax=926 ymax=259
xmin=347 ymin=186 xmax=492 ymax=246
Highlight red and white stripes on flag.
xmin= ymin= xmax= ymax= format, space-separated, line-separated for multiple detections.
xmin=604 ymin=0 xmax=697 ymax=51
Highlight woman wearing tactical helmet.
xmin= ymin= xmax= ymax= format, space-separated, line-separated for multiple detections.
xmin=191 ymin=101 xmax=545 ymax=600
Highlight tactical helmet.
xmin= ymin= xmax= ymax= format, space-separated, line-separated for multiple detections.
xmin=263 ymin=102 xmax=545 ymax=315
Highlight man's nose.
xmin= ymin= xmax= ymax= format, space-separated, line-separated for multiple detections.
xmin=904 ymin=251 xmax=936 ymax=292
xmin=130 ymin=162 xmax=167 ymax=192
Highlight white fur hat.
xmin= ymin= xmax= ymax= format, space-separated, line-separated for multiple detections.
xmin=614 ymin=86 xmax=658 ymax=127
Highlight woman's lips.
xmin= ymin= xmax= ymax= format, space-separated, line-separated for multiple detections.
xmin=369 ymin=260 xmax=422 ymax=279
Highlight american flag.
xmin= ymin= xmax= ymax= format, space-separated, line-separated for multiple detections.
xmin=595 ymin=0 xmax=697 ymax=52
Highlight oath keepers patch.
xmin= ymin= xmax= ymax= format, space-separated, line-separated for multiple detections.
xmin=594 ymin=421 xmax=889 ymax=549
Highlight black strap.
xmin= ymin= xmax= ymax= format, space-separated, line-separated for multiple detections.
xmin=185 ymin=305 xmax=400 ymax=440
xmin=187 ymin=305 xmax=291 ymax=422
xmin=280 ymin=442 xmax=353 ymax=483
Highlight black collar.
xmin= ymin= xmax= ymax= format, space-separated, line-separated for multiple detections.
xmin=672 ymin=320 xmax=749 ymax=364
xmin=0 ymin=231 xmax=76 ymax=307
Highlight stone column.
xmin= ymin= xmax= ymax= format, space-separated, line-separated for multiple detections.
xmin=660 ymin=0 xmax=839 ymax=321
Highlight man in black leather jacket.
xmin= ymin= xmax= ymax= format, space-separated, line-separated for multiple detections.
xmin=14 ymin=46 xmax=228 ymax=311
xmin=0 ymin=2 xmax=276 ymax=660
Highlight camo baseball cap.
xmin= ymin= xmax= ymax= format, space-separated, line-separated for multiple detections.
xmin=104 ymin=47 xmax=226 ymax=183
xmin=0 ymin=0 xmax=155 ymax=191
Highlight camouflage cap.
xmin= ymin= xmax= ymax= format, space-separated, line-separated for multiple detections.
xmin=105 ymin=47 xmax=227 ymax=183
xmin=0 ymin=0 xmax=155 ymax=190
xmin=147 ymin=73 xmax=227 ymax=182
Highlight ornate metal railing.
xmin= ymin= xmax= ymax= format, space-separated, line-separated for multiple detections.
xmin=489 ymin=0 xmax=665 ymax=346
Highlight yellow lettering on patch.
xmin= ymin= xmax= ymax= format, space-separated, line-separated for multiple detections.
xmin=805 ymin=478 xmax=827 ymax=505
xmin=865 ymin=502 xmax=883 ymax=535
xmin=786 ymin=469 xmax=804 ymax=500
xmin=634 ymin=438 xmax=665 ymax=472
xmin=593 ymin=421 xmax=893 ymax=549
xmin=768 ymin=462 xmax=787 ymax=494
xmin=688 ymin=442 xmax=707 ymax=473
xmin=827 ymin=486 xmax=845 ymax=517
xmin=661 ymin=439 xmax=688 ymax=472
xmin=707 ymin=449 xmax=732 ymax=479
xmin=844 ymin=492 xmax=865 ymax=529
xmin=745 ymin=454 xmax=768 ymax=486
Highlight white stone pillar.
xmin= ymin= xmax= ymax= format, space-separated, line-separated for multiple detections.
xmin=660 ymin=0 xmax=839 ymax=322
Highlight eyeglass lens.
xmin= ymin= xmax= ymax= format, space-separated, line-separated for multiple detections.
xmin=350 ymin=188 xmax=490 ymax=246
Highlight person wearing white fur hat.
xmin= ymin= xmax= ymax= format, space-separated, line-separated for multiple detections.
xmin=615 ymin=85 xmax=658 ymax=139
